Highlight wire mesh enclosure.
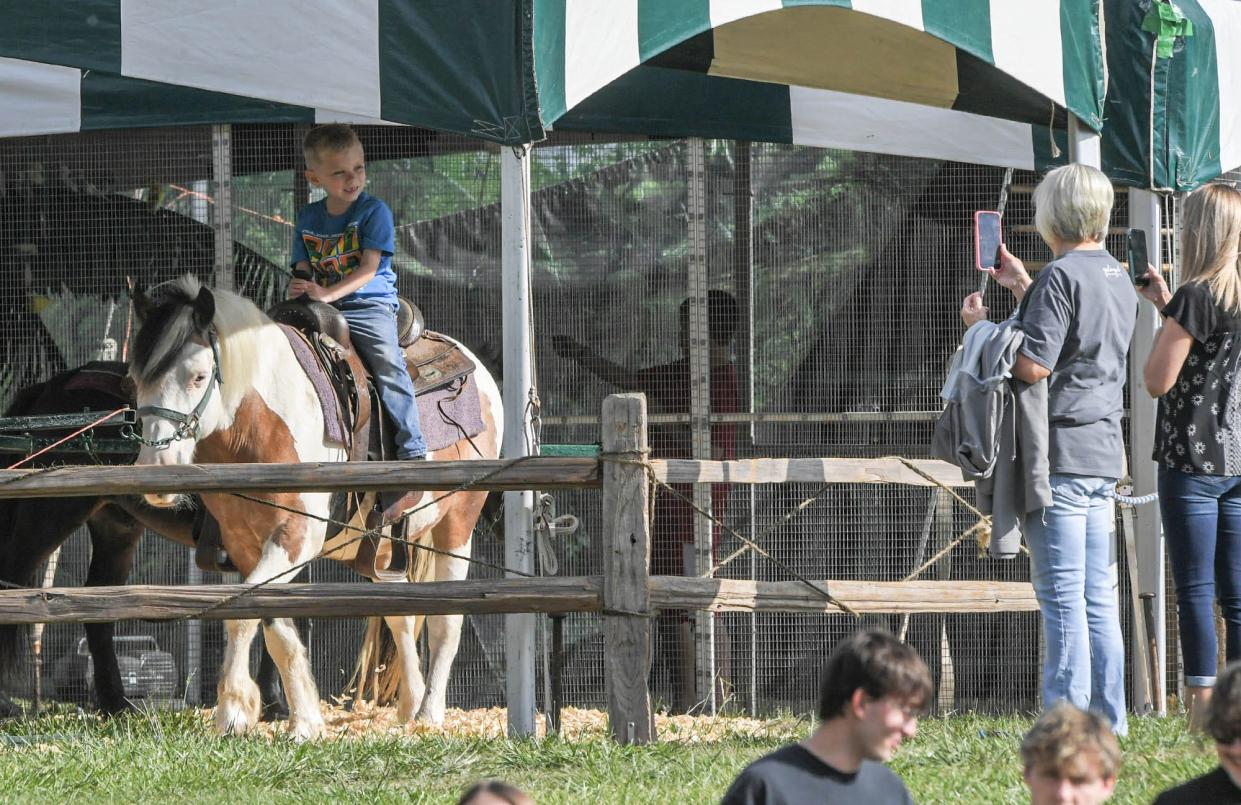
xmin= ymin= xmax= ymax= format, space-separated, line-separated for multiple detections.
xmin=0 ymin=124 xmax=1175 ymax=721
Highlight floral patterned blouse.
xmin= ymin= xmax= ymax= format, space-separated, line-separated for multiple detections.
xmin=1154 ymin=281 xmax=1241 ymax=475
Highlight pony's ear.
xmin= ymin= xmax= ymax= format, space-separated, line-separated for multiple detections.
xmin=193 ymin=286 xmax=216 ymax=331
xmin=131 ymin=284 xmax=155 ymax=322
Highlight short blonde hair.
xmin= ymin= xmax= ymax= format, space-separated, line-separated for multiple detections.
xmin=303 ymin=124 xmax=361 ymax=168
xmin=1020 ymin=703 xmax=1121 ymax=780
xmin=1181 ymin=183 xmax=1241 ymax=314
xmin=1032 ymin=164 xmax=1114 ymax=245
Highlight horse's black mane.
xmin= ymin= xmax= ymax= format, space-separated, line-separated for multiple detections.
xmin=131 ymin=283 xmax=203 ymax=387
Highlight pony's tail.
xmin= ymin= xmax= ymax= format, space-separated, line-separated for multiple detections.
xmin=348 ymin=532 xmax=437 ymax=706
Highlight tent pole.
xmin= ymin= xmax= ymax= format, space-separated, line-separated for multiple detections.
xmin=1128 ymin=187 xmax=1167 ymax=716
xmin=733 ymin=140 xmax=756 ymax=715
xmin=687 ymin=138 xmax=717 ymax=714
xmin=502 ymin=144 xmax=538 ymax=737
xmin=1068 ymin=116 xmax=1102 ymax=169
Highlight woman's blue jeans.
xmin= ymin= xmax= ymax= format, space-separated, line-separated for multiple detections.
xmin=1158 ymin=468 xmax=1241 ymax=688
xmin=1023 ymin=473 xmax=1127 ymax=735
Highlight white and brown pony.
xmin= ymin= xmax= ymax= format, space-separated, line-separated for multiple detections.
xmin=129 ymin=276 xmax=501 ymax=739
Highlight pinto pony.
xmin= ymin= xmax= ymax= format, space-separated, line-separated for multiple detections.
xmin=129 ymin=276 xmax=501 ymax=739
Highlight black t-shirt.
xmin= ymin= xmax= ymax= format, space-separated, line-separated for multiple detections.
xmin=1153 ymin=766 xmax=1241 ymax=804
xmin=1153 ymin=281 xmax=1241 ymax=475
xmin=720 ymin=744 xmax=914 ymax=805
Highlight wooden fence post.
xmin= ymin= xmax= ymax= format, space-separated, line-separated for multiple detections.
xmin=601 ymin=393 xmax=655 ymax=744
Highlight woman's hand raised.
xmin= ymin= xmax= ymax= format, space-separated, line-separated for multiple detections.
xmin=1137 ymin=264 xmax=1173 ymax=310
xmin=989 ymin=244 xmax=1033 ymax=300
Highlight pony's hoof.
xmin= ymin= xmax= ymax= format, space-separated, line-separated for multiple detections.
xmin=287 ymin=716 xmax=324 ymax=742
xmin=396 ymin=688 xmax=426 ymax=724
xmin=216 ymin=707 xmax=254 ymax=736
xmin=415 ymin=702 xmax=446 ymax=727
xmin=215 ymin=682 xmax=261 ymax=735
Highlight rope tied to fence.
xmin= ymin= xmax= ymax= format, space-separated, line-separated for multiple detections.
xmin=893 ymin=457 xmax=1154 ymax=581
xmin=894 ymin=457 xmax=1026 ymax=580
xmin=598 ymin=449 xmax=860 ymax=618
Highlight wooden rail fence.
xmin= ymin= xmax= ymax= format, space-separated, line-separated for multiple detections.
xmin=0 ymin=392 xmax=1002 ymax=744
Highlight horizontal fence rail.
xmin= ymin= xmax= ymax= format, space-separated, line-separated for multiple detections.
xmin=0 ymin=577 xmax=1037 ymax=625
xmin=0 ymin=458 xmax=601 ymax=497
xmin=655 ymin=457 xmax=969 ymax=487
xmin=0 ymin=456 xmax=965 ymax=497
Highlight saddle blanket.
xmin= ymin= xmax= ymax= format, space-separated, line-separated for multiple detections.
xmin=279 ymin=324 xmax=486 ymax=453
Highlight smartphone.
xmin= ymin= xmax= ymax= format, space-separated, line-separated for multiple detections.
xmin=1127 ymin=228 xmax=1150 ymax=287
xmin=974 ymin=211 xmax=1002 ymax=271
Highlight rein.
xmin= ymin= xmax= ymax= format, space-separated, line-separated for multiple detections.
xmin=122 ymin=329 xmax=223 ymax=448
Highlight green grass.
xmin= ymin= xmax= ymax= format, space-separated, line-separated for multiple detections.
xmin=0 ymin=710 xmax=1220 ymax=803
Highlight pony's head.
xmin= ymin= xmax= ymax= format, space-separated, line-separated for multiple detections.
xmin=129 ymin=275 xmax=267 ymax=506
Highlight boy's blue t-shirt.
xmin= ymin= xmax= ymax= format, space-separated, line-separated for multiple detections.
xmin=290 ymin=192 xmax=397 ymax=302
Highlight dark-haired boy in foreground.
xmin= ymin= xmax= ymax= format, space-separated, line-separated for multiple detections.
xmin=720 ymin=629 xmax=930 ymax=805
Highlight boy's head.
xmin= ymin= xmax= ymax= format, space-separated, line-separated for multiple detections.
xmin=302 ymin=124 xmax=366 ymax=209
xmin=1020 ymin=703 xmax=1119 ymax=805
xmin=1206 ymin=661 xmax=1241 ymax=787
xmin=816 ymin=629 xmax=932 ymax=761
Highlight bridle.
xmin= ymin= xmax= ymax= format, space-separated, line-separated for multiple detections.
xmin=122 ymin=329 xmax=223 ymax=449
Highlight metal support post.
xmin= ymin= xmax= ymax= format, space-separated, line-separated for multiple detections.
xmin=687 ymin=137 xmax=716 ymax=712
xmin=1068 ymin=116 xmax=1102 ymax=168
xmin=1128 ymin=187 xmax=1167 ymax=714
xmin=502 ymin=144 xmax=537 ymax=736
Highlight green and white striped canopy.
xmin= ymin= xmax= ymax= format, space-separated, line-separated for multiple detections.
xmin=538 ymin=0 xmax=1103 ymax=171
xmin=8 ymin=1 xmax=1229 ymax=186
xmin=0 ymin=1 xmax=543 ymax=140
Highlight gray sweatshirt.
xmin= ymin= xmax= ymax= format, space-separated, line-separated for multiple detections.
xmin=932 ymin=318 xmax=1052 ymax=558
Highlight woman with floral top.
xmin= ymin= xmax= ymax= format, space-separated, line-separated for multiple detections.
xmin=1141 ymin=183 xmax=1241 ymax=730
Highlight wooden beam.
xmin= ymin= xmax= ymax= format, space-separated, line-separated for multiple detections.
xmin=601 ymin=393 xmax=655 ymax=744
xmin=649 ymin=577 xmax=1038 ymax=614
xmin=0 ymin=577 xmax=604 ymax=624
xmin=0 ymin=576 xmax=1037 ymax=625
xmin=654 ymin=457 xmax=969 ymax=488
xmin=0 ymin=457 xmax=601 ymax=498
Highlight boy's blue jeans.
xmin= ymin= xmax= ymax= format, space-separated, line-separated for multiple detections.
xmin=335 ymin=297 xmax=427 ymax=459
xmin=1023 ymin=473 xmax=1127 ymax=735
xmin=1158 ymin=467 xmax=1241 ymax=688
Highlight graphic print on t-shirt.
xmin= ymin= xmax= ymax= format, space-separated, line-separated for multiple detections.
xmin=301 ymin=225 xmax=362 ymax=285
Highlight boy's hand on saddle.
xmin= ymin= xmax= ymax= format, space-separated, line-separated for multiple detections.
xmin=288 ymin=278 xmax=331 ymax=302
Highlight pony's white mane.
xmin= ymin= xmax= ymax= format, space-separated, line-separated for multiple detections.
xmin=169 ymin=275 xmax=272 ymax=415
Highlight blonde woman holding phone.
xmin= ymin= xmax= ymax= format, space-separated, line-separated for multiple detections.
xmin=1140 ymin=183 xmax=1241 ymax=730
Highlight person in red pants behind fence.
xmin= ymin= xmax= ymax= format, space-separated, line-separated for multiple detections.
xmin=554 ymin=290 xmax=740 ymax=711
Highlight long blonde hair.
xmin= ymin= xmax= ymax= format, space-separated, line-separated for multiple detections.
xmin=1181 ymin=183 xmax=1241 ymax=314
